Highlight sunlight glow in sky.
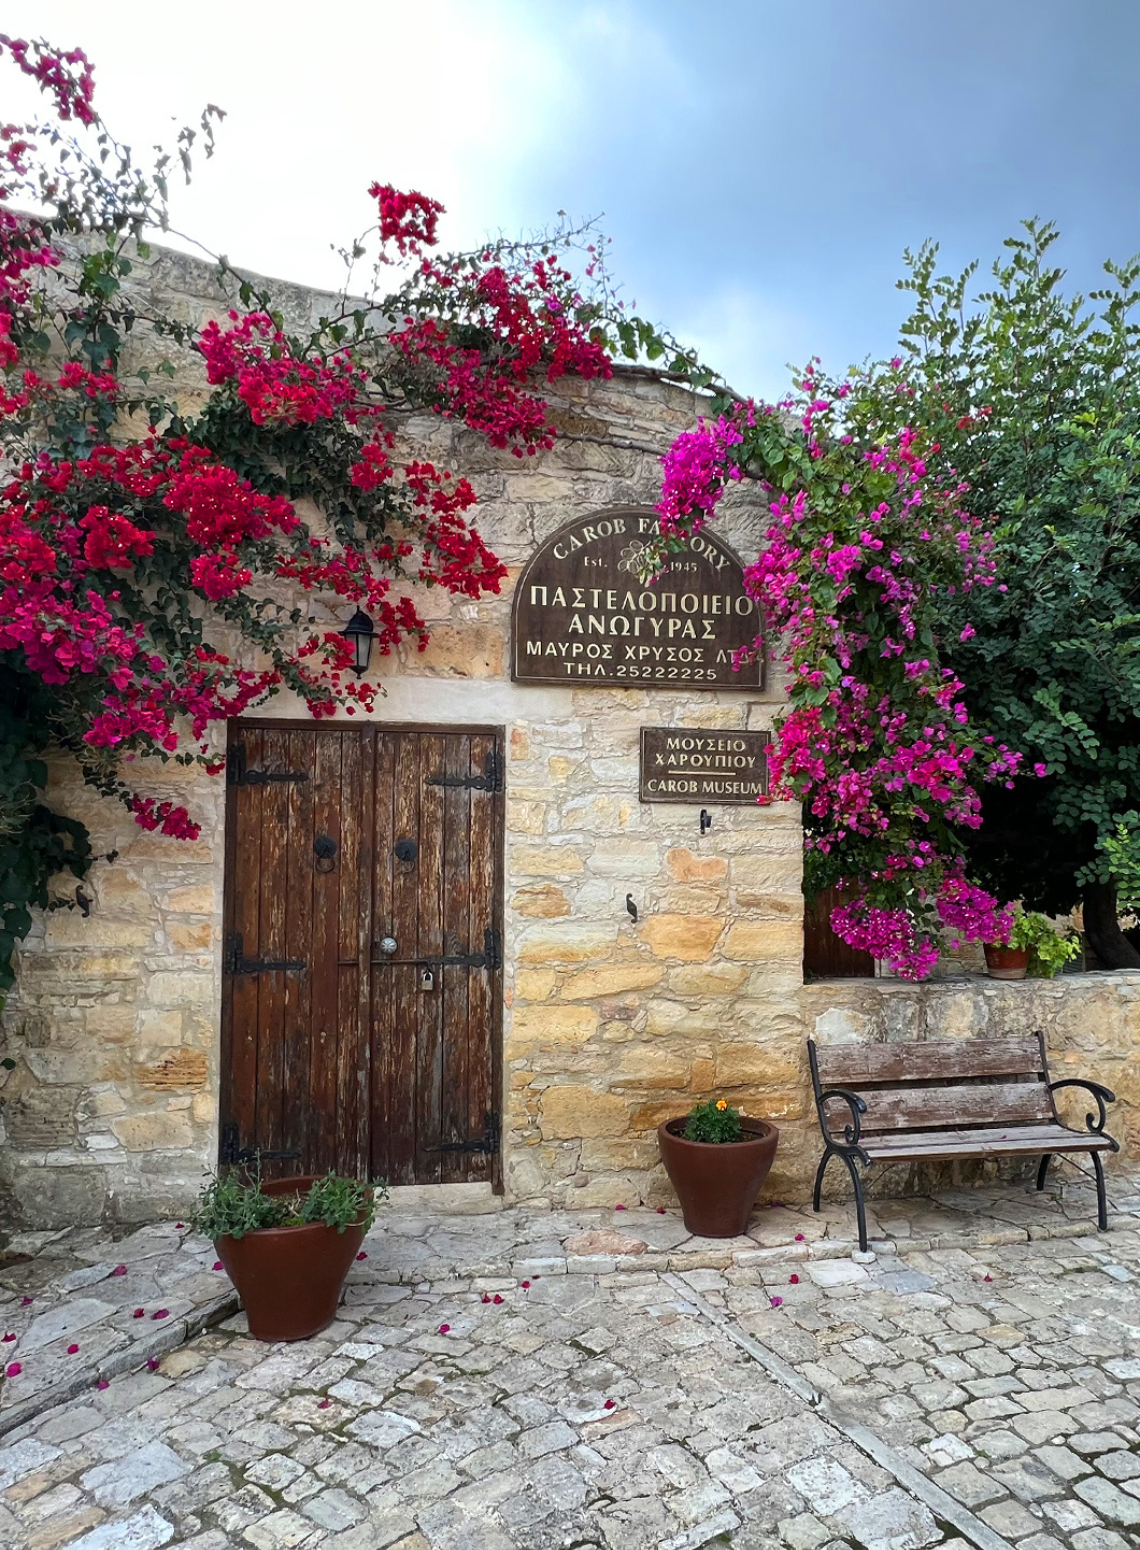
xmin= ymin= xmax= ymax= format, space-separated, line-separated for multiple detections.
xmin=7 ymin=0 xmax=1140 ymax=399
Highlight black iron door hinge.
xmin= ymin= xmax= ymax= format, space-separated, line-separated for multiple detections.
xmin=412 ymin=927 xmax=502 ymax=973
xmin=431 ymin=1110 xmax=501 ymax=1155
xmin=220 ymin=1122 xmax=302 ymax=1167
xmin=224 ymin=931 xmax=306 ymax=976
xmin=427 ymin=750 xmax=503 ymax=793
xmin=227 ymin=744 xmax=310 ymax=787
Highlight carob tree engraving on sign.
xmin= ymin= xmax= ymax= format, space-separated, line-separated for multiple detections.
xmin=511 ymin=508 xmax=764 ymax=689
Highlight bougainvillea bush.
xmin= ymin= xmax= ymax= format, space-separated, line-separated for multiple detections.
xmin=0 ymin=35 xmax=689 ymax=987
xmin=657 ymin=380 xmax=1026 ymax=980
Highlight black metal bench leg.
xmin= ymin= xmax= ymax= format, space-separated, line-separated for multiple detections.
xmin=813 ymin=1150 xmax=832 ymax=1213
xmin=1036 ymin=1154 xmax=1052 ymax=1192
xmin=837 ymin=1152 xmax=869 ymax=1253
xmin=1093 ymin=1151 xmax=1109 ymax=1231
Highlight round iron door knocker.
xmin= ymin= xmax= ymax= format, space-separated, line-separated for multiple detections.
xmin=394 ymin=838 xmax=418 ymax=864
xmin=314 ymin=832 xmax=338 ymax=872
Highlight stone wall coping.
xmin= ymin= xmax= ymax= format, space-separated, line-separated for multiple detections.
xmin=803 ymin=969 xmax=1140 ymax=997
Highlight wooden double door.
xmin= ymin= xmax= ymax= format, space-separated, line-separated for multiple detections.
xmin=220 ymin=723 xmax=503 ymax=1186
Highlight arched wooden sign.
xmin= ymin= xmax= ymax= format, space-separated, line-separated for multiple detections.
xmin=511 ymin=507 xmax=764 ymax=691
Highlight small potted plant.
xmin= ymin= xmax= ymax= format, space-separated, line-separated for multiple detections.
xmin=984 ymin=905 xmax=1080 ymax=980
xmin=192 ymin=1167 xmax=383 ymax=1341
xmin=657 ymin=1099 xmax=779 ymax=1238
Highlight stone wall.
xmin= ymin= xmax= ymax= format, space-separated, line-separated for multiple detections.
xmin=3 ymin=243 xmax=1139 ymax=1228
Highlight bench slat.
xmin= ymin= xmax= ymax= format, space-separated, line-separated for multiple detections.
xmin=826 ymin=1080 xmax=1054 ymax=1133
xmin=861 ymin=1123 xmax=1114 ymax=1161
xmin=815 ymin=1037 xmax=1044 ymax=1087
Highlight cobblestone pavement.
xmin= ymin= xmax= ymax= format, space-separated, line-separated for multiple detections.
xmin=0 ymin=1173 xmax=1138 ymax=1550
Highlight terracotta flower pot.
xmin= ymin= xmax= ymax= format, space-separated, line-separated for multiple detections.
xmin=657 ymin=1118 xmax=779 ymax=1238
xmin=983 ymin=943 xmax=1030 ymax=980
xmin=214 ymin=1175 xmax=370 ymax=1342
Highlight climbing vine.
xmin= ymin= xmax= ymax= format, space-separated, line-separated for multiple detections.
xmin=0 ymin=35 xmax=693 ymax=987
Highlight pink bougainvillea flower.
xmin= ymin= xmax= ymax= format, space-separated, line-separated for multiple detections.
xmin=520 ymin=1281 xmax=531 ymax=1290
xmin=96 ymin=1378 xmax=109 ymax=1390
xmin=481 ymin=1294 xmax=491 ymax=1304
xmin=769 ymin=1296 xmax=783 ymax=1307
xmin=656 ymin=1207 xmax=666 ymax=1214
xmin=794 ymin=1234 xmax=805 ymax=1242
xmin=20 ymin=1297 xmax=32 ymax=1307
xmin=175 ymin=1224 xmax=185 ymax=1230
xmin=356 ymin=1252 xmax=367 ymax=1262
xmin=984 ymin=1274 xmax=993 ymax=1283
xmin=132 ymin=1308 xmax=145 ymax=1319
xmin=146 ymin=1357 xmax=160 ymax=1371
xmin=1 ymin=1333 xmax=14 ymax=1343
xmin=212 ymin=1261 xmax=223 ymax=1271
xmin=151 ymin=1309 xmax=169 ymax=1321
xmin=603 ymin=1399 xmax=615 ymax=1410
xmin=66 ymin=1343 xmax=79 ymax=1354
xmin=789 ymin=1274 xmax=800 ymax=1284
xmin=614 ymin=1204 xmax=626 ymax=1211
xmin=438 ymin=1323 xmax=450 ymax=1334
xmin=111 ymin=1264 xmax=127 ymax=1277
xmin=317 ymin=1398 xmax=331 ymax=1409
xmin=5 ymin=1362 xmax=21 ymax=1377
xmin=492 ymin=1294 xmax=503 ymax=1305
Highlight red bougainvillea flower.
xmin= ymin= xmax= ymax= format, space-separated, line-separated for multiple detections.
xmin=1 ymin=1333 xmax=14 ymax=1342
xmin=66 ymin=1343 xmax=79 ymax=1354
xmin=438 ymin=1324 xmax=450 ymax=1335
xmin=614 ymin=1204 xmax=625 ymax=1211
xmin=794 ymin=1234 xmax=805 ymax=1242
xmin=492 ymin=1294 xmax=503 ymax=1305
xmin=111 ymin=1265 xmax=127 ymax=1277
xmin=656 ymin=1207 xmax=666 ymax=1214
xmin=5 ymin=1362 xmax=21 ymax=1377
xmin=151 ymin=1309 xmax=169 ymax=1320
xmin=132 ymin=1308 xmax=144 ymax=1319
xmin=603 ymin=1399 xmax=615 ymax=1410
xmin=481 ymin=1294 xmax=490 ymax=1304
xmin=317 ymin=1399 xmax=331 ymax=1409
xmin=355 ymin=1252 xmax=367 ymax=1261
xmin=19 ymin=1297 xmax=31 ymax=1307
xmin=146 ymin=1357 xmax=159 ymax=1371
xmin=520 ymin=1281 xmax=530 ymax=1290
xmin=174 ymin=1223 xmax=185 ymax=1230
xmin=789 ymin=1274 xmax=800 ymax=1284
xmin=212 ymin=1261 xmax=223 ymax=1271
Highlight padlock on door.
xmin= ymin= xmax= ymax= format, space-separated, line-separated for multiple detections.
xmin=419 ymin=968 xmax=435 ymax=992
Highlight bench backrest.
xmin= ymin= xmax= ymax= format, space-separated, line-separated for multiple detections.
xmin=808 ymin=1035 xmax=1055 ymax=1135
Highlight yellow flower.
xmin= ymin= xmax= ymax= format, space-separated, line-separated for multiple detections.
xmin=716 ymin=1099 xmax=728 ymax=1111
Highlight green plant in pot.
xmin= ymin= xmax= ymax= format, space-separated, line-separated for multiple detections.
xmin=657 ymin=1099 xmax=779 ymax=1238
xmin=983 ymin=905 xmax=1080 ymax=980
xmin=193 ymin=1165 xmax=384 ymax=1341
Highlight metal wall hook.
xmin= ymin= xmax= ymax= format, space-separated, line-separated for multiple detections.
xmin=625 ymin=894 xmax=638 ymax=924
xmin=699 ymin=809 xmax=712 ymax=835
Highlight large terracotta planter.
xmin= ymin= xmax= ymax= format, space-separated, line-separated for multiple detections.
xmin=983 ymin=943 xmax=1030 ymax=980
xmin=657 ymin=1118 xmax=779 ymax=1238
xmin=214 ymin=1175 xmax=369 ymax=1342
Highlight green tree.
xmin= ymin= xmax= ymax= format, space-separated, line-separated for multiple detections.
xmin=841 ymin=221 xmax=1140 ymax=966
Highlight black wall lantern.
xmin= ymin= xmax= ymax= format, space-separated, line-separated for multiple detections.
xmin=342 ymin=609 xmax=375 ymax=677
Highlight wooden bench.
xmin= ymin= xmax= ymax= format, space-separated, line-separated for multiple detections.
xmin=808 ymin=1034 xmax=1118 ymax=1251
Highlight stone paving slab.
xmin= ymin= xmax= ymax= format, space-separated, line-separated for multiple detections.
xmin=1 ymin=1171 xmax=1131 ymax=1436
xmin=0 ymin=1171 xmax=1138 ymax=1546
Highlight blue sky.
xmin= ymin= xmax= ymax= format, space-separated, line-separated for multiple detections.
xmin=8 ymin=0 xmax=1140 ymax=398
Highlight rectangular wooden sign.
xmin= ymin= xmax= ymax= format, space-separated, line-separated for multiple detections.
xmin=639 ymin=727 xmax=771 ymax=804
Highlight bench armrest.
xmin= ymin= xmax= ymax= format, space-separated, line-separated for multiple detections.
xmin=816 ymin=1087 xmax=867 ymax=1148
xmin=1049 ymin=1078 xmax=1119 ymax=1148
